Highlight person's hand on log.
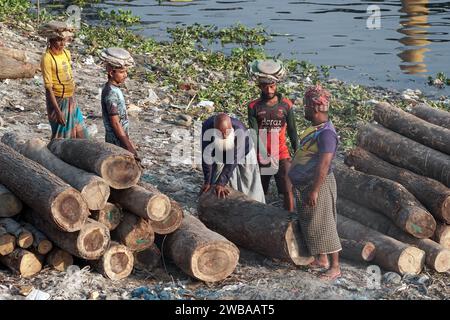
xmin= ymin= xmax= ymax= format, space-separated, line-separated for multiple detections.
xmin=306 ymin=189 xmax=319 ymax=207
xmin=215 ymin=185 xmax=230 ymax=199
xmin=199 ymin=183 xmax=211 ymax=196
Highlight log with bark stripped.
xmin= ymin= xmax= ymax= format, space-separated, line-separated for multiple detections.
xmin=345 ymin=147 xmax=450 ymax=223
xmin=0 ymin=226 xmax=15 ymax=256
xmin=0 ymin=218 xmax=33 ymax=249
xmin=409 ymin=103 xmax=450 ymax=130
xmin=198 ymin=188 xmax=314 ymax=265
xmin=133 ymin=244 xmax=161 ymax=271
xmin=0 ymin=141 xmax=89 ymax=232
xmin=0 ymin=184 xmax=22 ymax=217
xmin=21 ymin=222 xmax=53 ymax=255
xmin=335 ymin=162 xmax=436 ymax=238
xmin=340 ymin=238 xmax=376 ymax=263
xmin=47 ymin=139 xmax=141 ymax=189
xmin=111 ymin=212 xmax=154 ymax=252
xmin=165 ymin=214 xmax=239 ymax=282
xmin=90 ymin=203 xmax=123 ymax=231
xmin=151 ymin=200 xmax=183 ymax=235
xmin=1 ymin=134 xmax=110 ymax=210
xmin=0 ymin=248 xmax=42 ymax=277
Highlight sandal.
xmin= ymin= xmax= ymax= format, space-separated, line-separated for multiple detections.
xmin=319 ymin=270 xmax=341 ymax=281
xmin=308 ymin=259 xmax=330 ymax=271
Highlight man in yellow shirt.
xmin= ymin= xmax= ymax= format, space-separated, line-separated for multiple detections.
xmin=39 ymin=21 xmax=88 ymax=139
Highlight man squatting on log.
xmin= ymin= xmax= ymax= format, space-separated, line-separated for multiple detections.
xmin=288 ymin=84 xmax=342 ymax=280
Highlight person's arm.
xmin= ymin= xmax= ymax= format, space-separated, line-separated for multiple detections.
xmin=42 ymin=54 xmax=65 ymax=126
xmin=109 ymin=115 xmax=137 ymax=156
xmin=286 ymin=106 xmax=299 ymax=153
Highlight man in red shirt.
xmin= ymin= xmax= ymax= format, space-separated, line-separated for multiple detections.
xmin=248 ymin=59 xmax=298 ymax=211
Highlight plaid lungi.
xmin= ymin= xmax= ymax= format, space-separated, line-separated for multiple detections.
xmin=294 ymin=173 xmax=341 ymax=256
xmin=47 ymin=96 xmax=89 ymax=139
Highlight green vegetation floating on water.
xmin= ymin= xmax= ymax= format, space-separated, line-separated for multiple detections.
xmin=1 ymin=1 xmax=448 ymax=149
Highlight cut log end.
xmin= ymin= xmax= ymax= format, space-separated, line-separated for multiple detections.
xmin=402 ymin=208 xmax=436 ymax=239
xmin=398 ymin=247 xmax=425 ymax=275
xmin=286 ymin=223 xmax=314 ymax=266
xmin=77 ymin=222 xmax=110 ymax=260
xmin=91 ymin=203 xmax=123 ymax=231
xmin=151 ymin=201 xmax=183 ymax=235
xmin=81 ymin=180 xmax=111 ymax=211
xmin=191 ymin=242 xmax=239 ymax=283
xmin=37 ymin=240 xmax=53 ymax=255
xmin=441 ymin=197 xmax=450 ymax=223
xmin=434 ymin=225 xmax=450 ymax=249
xmin=17 ymin=231 xmax=33 ymax=249
xmin=0 ymin=234 xmax=16 ymax=256
xmin=101 ymin=244 xmax=134 ymax=280
xmin=433 ymin=250 xmax=450 ymax=273
xmin=19 ymin=252 xmax=42 ymax=277
xmin=361 ymin=242 xmax=377 ymax=261
xmin=47 ymin=249 xmax=73 ymax=271
xmin=52 ymin=188 xmax=89 ymax=232
xmin=134 ymin=245 xmax=161 ymax=271
xmin=147 ymin=195 xmax=172 ymax=222
xmin=100 ymin=155 xmax=141 ymax=189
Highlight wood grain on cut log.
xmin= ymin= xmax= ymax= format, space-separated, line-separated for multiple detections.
xmin=340 ymin=238 xmax=376 ymax=263
xmin=47 ymin=139 xmax=141 ymax=189
xmin=134 ymin=244 xmax=161 ymax=271
xmin=338 ymin=198 xmax=450 ymax=272
xmin=409 ymin=103 xmax=450 ymax=130
xmin=0 ymin=226 xmax=15 ymax=256
xmin=151 ymin=200 xmax=183 ymax=235
xmin=0 ymin=248 xmax=42 ymax=277
xmin=90 ymin=203 xmax=123 ymax=231
xmin=0 ymin=142 xmax=89 ymax=232
xmin=373 ymin=102 xmax=450 ymax=155
xmin=24 ymin=211 xmax=110 ymax=260
xmin=21 ymin=222 xmax=53 ymax=255
xmin=337 ymin=215 xmax=425 ymax=275
xmin=0 ymin=218 xmax=33 ymax=249
xmin=335 ymin=162 xmax=436 ymax=238
xmin=198 ymin=188 xmax=314 ymax=265
xmin=345 ymin=147 xmax=450 ymax=223
xmin=110 ymin=185 xmax=171 ymax=222
xmin=0 ymin=54 xmax=38 ymax=79
xmin=91 ymin=241 xmax=134 ymax=280
xmin=357 ymin=123 xmax=450 ymax=187
xmin=433 ymin=224 xmax=450 ymax=250
xmin=0 ymin=184 xmax=22 ymax=217
xmin=1 ymin=134 xmax=110 ymax=211
xmin=46 ymin=248 xmax=73 ymax=271
xmin=165 ymin=214 xmax=239 ymax=282
xmin=112 ymin=212 xmax=154 ymax=252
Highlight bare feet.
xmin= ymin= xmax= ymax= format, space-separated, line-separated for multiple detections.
xmin=308 ymin=258 xmax=330 ymax=270
xmin=319 ymin=267 xmax=341 ymax=281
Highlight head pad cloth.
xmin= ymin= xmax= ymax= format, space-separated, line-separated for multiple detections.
xmin=99 ymin=47 xmax=135 ymax=69
xmin=304 ymin=84 xmax=331 ymax=112
xmin=249 ymin=59 xmax=287 ymax=84
xmin=39 ymin=21 xmax=75 ymax=40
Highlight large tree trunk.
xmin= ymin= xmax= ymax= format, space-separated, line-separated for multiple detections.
xmin=357 ymin=123 xmax=450 ymax=187
xmin=433 ymin=224 xmax=450 ymax=249
xmin=111 ymin=212 xmax=154 ymax=252
xmin=21 ymin=222 xmax=53 ymax=255
xmin=0 ymin=248 xmax=42 ymax=277
xmin=151 ymin=200 xmax=183 ymax=235
xmin=0 ymin=226 xmax=16 ymax=256
xmin=0 ymin=142 xmax=89 ymax=232
xmin=0 ymin=47 xmax=28 ymax=62
xmin=24 ymin=211 xmax=110 ymax=260
xmin=1 ymin=134 xmax=110 ymax=211
xmin=91 ymin=241 xmax=134 ymax=281
xmin=165 ymin=214 xmax=239 ymax=282
xmin=47 ymin=139 xmax=141 ymax=189
xmin=409 ymin=103 xmax=450 ymax=130
xmin=0 ymin=55 xmax=38 ymax=79
xmin=110 ymin=185 xmax=171 ymax=222
xmin=0 ymin=184 xmax=22 ymax=217
xmin=345 ymin=147 xmax=450 ymax=223
xmin=337 ymin=215 xmax=425 ymax=275
xmin=340 ymin=238 xmax=376 ymax=263
xmin=335 ymin=162 xmax=436 ymax=238
xmin=373 ymin=102 xmax=450 ymax=154
xmin=90 ymin=203 xmax=123 ymax=231
xmin=0 ymin=218 xmax=33 ymax=249
xmin=338 ymin=198 xmax=450 ymax=272
xmin=46 ymin=248 xmax=73 ymax=271
xmin=134 ymin=244 xmax=161 ymax=271
xmin=198 ymin=188 xmax=314 ymax=265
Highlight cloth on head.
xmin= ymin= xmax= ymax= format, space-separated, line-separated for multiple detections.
xmin=304 ymin=84 xmax=331 ymax=112
xmin=99 ymin=47 xmax=135 ymax=69
xmin=39 ymin=21 xmax=75 ymax=40
xmin=249 ymin=59 xmax=286 ymax=84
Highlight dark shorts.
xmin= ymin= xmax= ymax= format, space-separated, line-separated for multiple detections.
xmin=260 ymin=158 xmax=292 ymax=195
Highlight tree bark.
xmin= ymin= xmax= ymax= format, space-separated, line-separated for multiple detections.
xmin=110 ymin=185 xmax=171 ymax=222
xmin=91 ymin=241 xmax=134 ymax=281
xmin=24 ymin=211 xmax=110 ymax=260
xmin=133 ymin=244 xmax=161 ymax=271
xmin=338 ymin=198 xmax=450 ymax=272
xmin=111 ymin=211 xmax=154 ymax=252
xmin=0 ymin=55 xmax=38 ymax=79
xmin=0 ymin=248 xmax=42 ymax=277
xmin=198 ymin=188 xmax=314 ymax=265
xmin=337 ymin=215 xmax=425 ymax=275
xmin=433 ymin=224 xmax=450 ymax=249
xmin=47 ymin=138 xmax=141 ymax=189
xmin=0 ymin=184 xmax=22 ymax=217
xmin=335 ymin=162 xmax=436 ymax=238
xmin=1 ymin=134 xmax=111 ymax=211
xmin=150 ymin=200 xmax=183 ymax=235
xmin=0 ymin=47 xmax=28 ymax=62
xmin=373 ymin=102 xmax=450 ymax=154
xmin=0 ymin=226 xmax=15 ymax=256
xmin=409 ymin=103 xmax=450 ymax=130
xmin=0 ymin=142 xmax=89 ymax=232
xmin=90 ymin=202 xmax=123 ymax=231
xmin=165 ymin=214 xmax=240 ymax=282
xmin=46 ymin=248 xmax=74 ymax=272
xmin=0 ymin=218 xmax=33 ymax=249
xmin=21 ymin=222 xmax=53 ymax=255
xmin=345 ymin=147 xmax=450 ymax=223
xmin=340 ymin=238 xmax=376 ymax=263
xmin=357 ymin=123 xmax=450 ymax=187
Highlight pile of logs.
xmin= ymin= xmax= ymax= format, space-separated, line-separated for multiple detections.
xmin=336 ymin=102 xmax=450 ymax=274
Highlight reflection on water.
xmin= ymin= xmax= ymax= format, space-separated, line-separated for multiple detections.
xmin=398 ymin=0 xmax=430 ymax=74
